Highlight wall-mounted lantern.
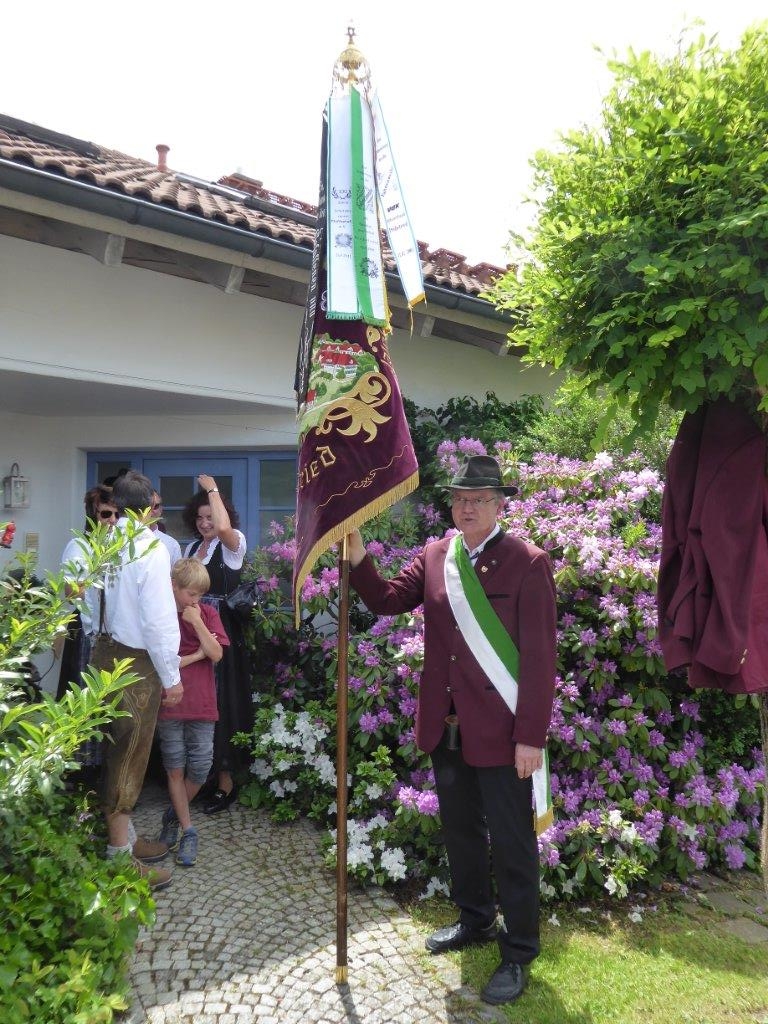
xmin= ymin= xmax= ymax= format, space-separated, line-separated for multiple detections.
xmin=3 ymin=463 xmax=30 ymax=509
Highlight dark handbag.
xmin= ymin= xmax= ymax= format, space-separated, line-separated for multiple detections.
xmin=224 ymin=579 xmax=261 ymax=620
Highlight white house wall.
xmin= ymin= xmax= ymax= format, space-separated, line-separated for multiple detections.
xmin=0 ymin=230 xmax=556 ymax=577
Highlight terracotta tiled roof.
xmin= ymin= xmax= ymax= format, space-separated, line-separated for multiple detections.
xmin=0 ymin=116 xmax=506 ymax=296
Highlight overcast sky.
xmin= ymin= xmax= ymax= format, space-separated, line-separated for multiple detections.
xmin=3 ymin=1 xmax=766 ymax=266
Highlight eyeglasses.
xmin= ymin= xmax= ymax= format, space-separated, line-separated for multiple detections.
xmin=449 ymin=496 xmax=500 ymax=509
xmin=98 ymin=509 xmax=117 ymax=520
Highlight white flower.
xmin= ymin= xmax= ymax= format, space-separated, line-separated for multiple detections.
xmin=604 ymin=873 xmax=628 ymax=899
xmin=249 ymin=758 xmax=271 ymax=779
xmin=419 ymin=877 xmax=450 ymax=900
xmin=269 ymin=780 xmax=285 ymax=797
xmin=620 ymin=824 xmax=638 ymax=844
xmin=365 ymin=783 xmax=384 ymax=800
xmin=311 ymin=753 xmax=336 ymax=787
xmin=379 ymin=847 xmax=407 ymax=881
xmin=548 ymin=913 xmax=561 ymax=927
xmin=347 ymin=841 xmax=375 ymax=869
xmin=607 ymin=809 xmax=623 ymax=828
xmin=283 ymin=779 xmax=298 ymax=793
xmin=592 ymin=452 xmax=614 ymax=470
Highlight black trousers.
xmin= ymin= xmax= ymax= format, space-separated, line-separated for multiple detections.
xmin=431 ymin=738 xmax=540 ymax=964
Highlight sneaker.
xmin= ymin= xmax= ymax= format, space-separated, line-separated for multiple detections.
xmin=131 ymin=856 xmax=172 ymax=891
xmin=132 ymin=836 xmax=169 ymax=863
xmin=158 ymin=806 xmax=181 ymax=850
xmin=176 ymin=827 xmax=198 ymax=867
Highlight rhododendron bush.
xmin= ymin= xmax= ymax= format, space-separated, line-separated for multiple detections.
xmin=239 ymin=443 xmax=764 ymax=901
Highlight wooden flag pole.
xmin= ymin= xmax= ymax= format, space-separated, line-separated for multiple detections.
xmin=335 ymin=534 xmax=351 ymax=982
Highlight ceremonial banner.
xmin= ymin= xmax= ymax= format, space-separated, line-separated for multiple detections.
xmin=293 ymin=64 xmax=423 ymax=621
xmin=293 ymin=36 xmax=423 ymax=981
xmin=293 ymin=270 xmax=418 ymax=620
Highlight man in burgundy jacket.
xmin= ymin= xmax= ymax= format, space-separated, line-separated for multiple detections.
xmin=348 ymin=455 xmax=557 ymax=1006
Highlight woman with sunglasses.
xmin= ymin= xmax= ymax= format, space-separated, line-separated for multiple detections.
xmin=56 ymin=485 xmax=119 ymax=777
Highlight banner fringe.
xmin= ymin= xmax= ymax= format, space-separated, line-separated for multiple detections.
xmin=535 ymin=807 xmax=555 ymax=836
xmin=293 ymin=469 xmax=419 ymax=626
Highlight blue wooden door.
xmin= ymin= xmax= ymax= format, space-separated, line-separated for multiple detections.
xmin=142 ymin=456 xmax=249 ymax=550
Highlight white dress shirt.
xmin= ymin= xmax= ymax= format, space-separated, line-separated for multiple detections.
xmin=102 ymin=520 xmax=180 ymax=689
xmin=153 ymin=528 xmax=182 ymax=566
xmin=463 ymin=524 xmax=501 ymax=565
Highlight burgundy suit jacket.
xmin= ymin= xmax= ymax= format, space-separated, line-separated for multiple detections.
xmin=349 ymin=531 xmax=557 ymax=767
xmin=658 ymin=397 xmax=768 ymax=693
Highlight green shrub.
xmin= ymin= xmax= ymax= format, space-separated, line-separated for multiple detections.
xmin=0 ymin=526 xmax=156 ymax=1024
xmin=239 ymin=448 xmax=763 ymax=900
xmin=512 ymin=388 xmax=682 ymax=473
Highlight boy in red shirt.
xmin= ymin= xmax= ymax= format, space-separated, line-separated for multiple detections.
xmin=156 ymin=559 xmax=229 ymax=866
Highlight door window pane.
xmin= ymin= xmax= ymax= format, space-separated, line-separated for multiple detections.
xmin=162 ymin=510 xmax=190 ymax=546
xmin=259 ymin=510 xmax=293 ymax=542
xmin=96 ymin=461 xmax=132 ymax=485
xmin=159 ymin=476 xmax=196 ymax=507
xmin=260 ymin=461 xmax=295 ymax=507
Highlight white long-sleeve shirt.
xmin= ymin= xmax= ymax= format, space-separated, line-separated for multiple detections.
xmin=153 ymin=528 xmax=182 ymax=566
xmin=102 ymin=519 xmax=180 ymax=689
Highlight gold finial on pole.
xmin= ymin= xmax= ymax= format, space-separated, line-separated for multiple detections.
xmin=332 ymin=21 xmax=371 ymax=91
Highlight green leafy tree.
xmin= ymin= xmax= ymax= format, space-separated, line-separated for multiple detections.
xmin=487 ymin=25 xmax=768 ymax=886
xmin=490 ymin=26 xmax=768 ymax=440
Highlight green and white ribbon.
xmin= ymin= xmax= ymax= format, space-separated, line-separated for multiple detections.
xmin=444 ymin=535 xmax=554 ymax=834
xmin=326 ymin=88 xmax=387 ymax=325
xmin=370 ymin=93 xmax=425 ymax=310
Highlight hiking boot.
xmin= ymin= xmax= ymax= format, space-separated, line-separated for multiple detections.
xmin=176 ymin=827 xmax=198 ymax=867
xmin=132 ymin=836 xmax=169 ymax=863
xmin=131 ymin=856 xmax=172 ymax=891
xmin=158 ymin=806 xmax=181 ymax=850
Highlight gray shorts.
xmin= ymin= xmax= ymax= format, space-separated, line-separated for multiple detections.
xmin=157 ymin=719 xmax=215 ymax=784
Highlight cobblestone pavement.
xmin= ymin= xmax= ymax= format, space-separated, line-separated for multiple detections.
xmin=122 ymin=782 xmax=506 ymax=1024
xmin=122 ymin=783 xmax=768 ymax=1024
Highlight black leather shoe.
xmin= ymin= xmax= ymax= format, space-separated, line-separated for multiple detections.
xmin=202 ymin=787 xmax=237 ymax=815
xmin=425 ymin=920 xmax=497 ymax=954
xmin=481 ymin=962 xmax=529 ymax=1005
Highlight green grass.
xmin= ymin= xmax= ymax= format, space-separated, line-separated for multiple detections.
xmin=408 ymin=895 xmax=768 ymax=1024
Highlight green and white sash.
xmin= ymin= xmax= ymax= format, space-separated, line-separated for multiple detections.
xmin=444 ymin=535 xmax=554 ymax=834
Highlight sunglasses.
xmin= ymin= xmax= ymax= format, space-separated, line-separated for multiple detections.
xmin=98 ymin=509 xmax=117 ymax=520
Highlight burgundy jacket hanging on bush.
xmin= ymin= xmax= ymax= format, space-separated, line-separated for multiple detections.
xmin=657 ymin=397 xmax=768 ymax=693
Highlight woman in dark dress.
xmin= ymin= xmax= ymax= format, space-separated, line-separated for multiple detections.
xmin=182 ymin=474 xmax=253 ymax=813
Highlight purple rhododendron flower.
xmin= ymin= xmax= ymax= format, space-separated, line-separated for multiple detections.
xmin=416 ymin=791 xmax=440 ymax=815
xmin=724 ymin=844 xmax=747 ymax=870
